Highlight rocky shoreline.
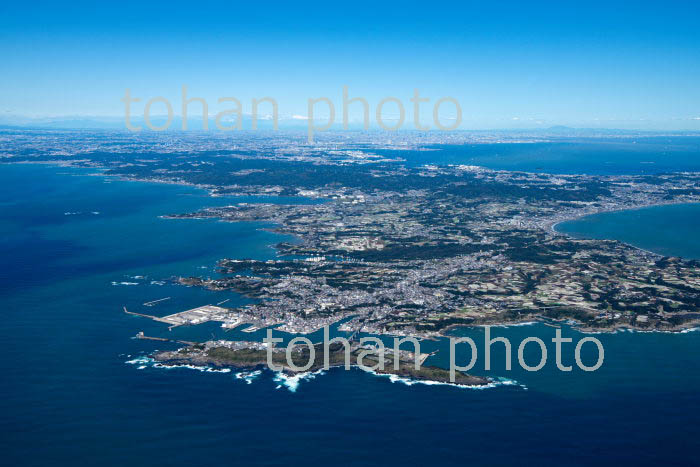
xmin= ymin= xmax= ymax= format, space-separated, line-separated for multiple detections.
xmin=152 ymin=343 xmax=491 ymax=387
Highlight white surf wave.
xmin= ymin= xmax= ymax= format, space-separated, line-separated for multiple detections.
xmin=486 ymin=321 xmax=538 ymax=328
xmin=125 ymin=356 xmax=152 ymax=367
xmin=126 ymin=355 xmax=526 ymax=392
xmin=359 ymin=367 xmax=525 ymax=390
xmin=152 ymin=362 xmax=231 ymax=373
xmin=125 ymin=355 xmax=231 ymax=373
xmin=235 ymin=370 xmax=262 ymax=384
xmin=273 ymin=369 xmax=326 ymax=393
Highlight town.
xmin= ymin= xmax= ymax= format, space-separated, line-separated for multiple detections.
xmin=4 ymin=129 xmax=700 ymax=341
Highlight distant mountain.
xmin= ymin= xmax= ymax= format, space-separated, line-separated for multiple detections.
xmin=1 ymin=116 xmax=698 ymax=135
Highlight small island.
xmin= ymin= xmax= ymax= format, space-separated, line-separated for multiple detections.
xmin=152 ymin=340 xmax=490 ymax=387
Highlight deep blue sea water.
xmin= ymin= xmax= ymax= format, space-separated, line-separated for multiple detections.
xmin=375 ymin=137 xmax=700 ymax=174
xmin=556 ymin=203 xmax=700 ymax=260
xmin=2 ymin=163 xmax=700 ymax=466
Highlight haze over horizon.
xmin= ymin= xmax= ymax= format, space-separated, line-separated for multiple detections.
xmin=3 ymin=0 xmax=700 ymax=130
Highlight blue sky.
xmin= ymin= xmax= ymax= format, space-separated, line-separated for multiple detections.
xmin=2 ymin=0 xmax=700 ymax=129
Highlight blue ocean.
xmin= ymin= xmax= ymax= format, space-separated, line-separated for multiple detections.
xmin=556 ymin=203 xmax=700 ymax=260
xmin=377 ymin=136 xmax=700 ymax=174
xmin=2 ymin=163 xmax=700 ymax=466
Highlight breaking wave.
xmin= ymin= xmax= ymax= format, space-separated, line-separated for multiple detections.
xmin=235 ymin=370 xmax=262 ymax=384
xmin=125 ymin=355 xmax=231 ymax=373
xmin=273 ymin=369 xmax=326 ymax=393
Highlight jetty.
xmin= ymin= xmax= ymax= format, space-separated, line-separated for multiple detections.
xmin=123 ymin=306 xmax=170 ymax=323
xmin=143 ymin=297 xmax=171 ymax=307
xmin=134 ymin=331 xmax=196 ymax=346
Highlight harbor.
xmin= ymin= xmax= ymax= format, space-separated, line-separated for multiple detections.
xmin=124 ymin=304 xmax=262 ymax=332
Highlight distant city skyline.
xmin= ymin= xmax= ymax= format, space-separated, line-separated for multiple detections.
xmin=3 ymin=1 xmax=700 ymax=130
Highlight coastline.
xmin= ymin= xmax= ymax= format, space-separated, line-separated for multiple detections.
xmin=4 ymin=161 xmax=699 ymax=337
xmin=130 ymin=354 xmax=511 ymax=392
xmin=149 ymin=348 xmax=493 ymax=388
xmin=547 ymin=200 xmax=700 ymax=260
xmin=444 ymin=315 xmax=700 ymax=337
xmin=548 ymin=199 xmax=700 ymax=238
